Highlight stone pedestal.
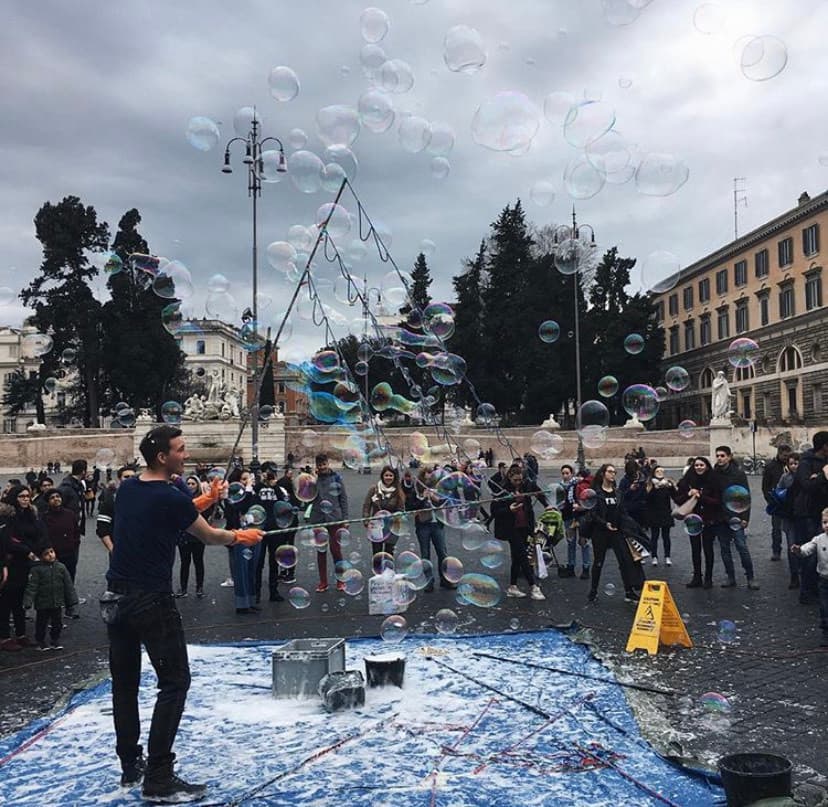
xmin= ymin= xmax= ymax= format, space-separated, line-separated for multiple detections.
xmin=540 ymin=414 xmax=561 ymax=430
xmin=132 ymin=418 xmax=285 ymax=468
xmin=623 ymin=414 xmax=645 ymax=430
xmin=709 ymin=420 xmax=733 ymax=458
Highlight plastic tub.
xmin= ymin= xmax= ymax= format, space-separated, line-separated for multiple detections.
xmin=718 ymin=753 xmax=792 ymax=807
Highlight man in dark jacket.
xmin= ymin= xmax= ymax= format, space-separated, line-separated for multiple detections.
xmin=43 ymin=490 xmax=81 ymax=581
xmin=793 ymin=432 xmax=828 ymax=603
xmin=762 ymin=444 xmax=791 ymax=560
xmin=712 ymin=445 xmax=758 ymax=589
xmin=58 ymin=459 xmax=88 ymax=536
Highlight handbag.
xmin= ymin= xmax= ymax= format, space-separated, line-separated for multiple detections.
xmin=534 ymin=544 xmax=548 ymax=579
xmin=625 ymin=536 xmax=651 ymax=562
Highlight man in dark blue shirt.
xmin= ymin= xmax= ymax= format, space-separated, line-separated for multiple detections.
xmin=106 ymin=425 xmax=263 ymax=803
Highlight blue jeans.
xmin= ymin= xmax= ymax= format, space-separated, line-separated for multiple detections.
xmin=566 ymin=525 xmax=591 ymax=570
xmin=415 ymin=520 xmax=447 ymax=578
xmin=231 ymin=542 xmax=263 ymax=609
xmin=716 ymin=523 xmax=755 ymax=581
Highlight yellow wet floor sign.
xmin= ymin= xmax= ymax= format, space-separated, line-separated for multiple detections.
xmin=625 ymin=581 xmax=692 ymax=655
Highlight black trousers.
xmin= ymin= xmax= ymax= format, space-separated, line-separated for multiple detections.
xmin=56 ymin=548 xmax=78 ymax=582
xmin=108 ymin=590 xmax=190 ymax=773
xmin=508 ymin=527 xmax=534 ymax=586
xmin=690 ymin=527 xmax=716 ymax=581
xmin=590 ymin=529 xmax=636 ymax=592
xmin=0 ymin=569 xmax=28 ymax=639
xmin=35 ymin=607 xmax=62 ymax=645
xmin=178 ymin=542 xmax=205 ymax=591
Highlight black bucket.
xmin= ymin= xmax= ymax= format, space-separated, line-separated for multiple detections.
xmin=718 ymin=753 xmax=792 ymax=807
xmin=364 ymin=654 xmax=406 ymax=688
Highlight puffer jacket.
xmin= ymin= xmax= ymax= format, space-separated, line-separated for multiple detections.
xmin=23 ymin=560 xmax=78 ymax=610
xmin=307 ymin=471 xmax=349 ymax=524
xmin=793 ymin=448 xmax=828 ymax=520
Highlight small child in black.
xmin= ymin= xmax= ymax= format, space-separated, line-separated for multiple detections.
xmin=23 ymin=545 xmax=78 ymax=650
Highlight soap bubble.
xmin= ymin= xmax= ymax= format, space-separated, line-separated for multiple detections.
xmin=288 ymin=150 xmax=324 ymax=193
xmin=21 ymin=333 xmax=53 ymax=358
xmin=553 ymin=237 xmax=584 ymax=276
xmin=275 ymin=545 xmax=298 ymax=569
xmin=268 ymin=66 xmax=300 ymax=102
xmin=359 ymin=42 xmax=386 ymax=72
xmin=603 ymin=583 xmax=616 ymax=597
xmin=621 ymin=384 xmax=660 ymax=422
xmin=480 ymin=541 xmax=505 ymax=569
xmin=441 ymin=557 xmax=464 ymax=584
xmin=700 ymin=692 xmax=732 ymax=713
xmin=430 ymin=157 xmax=450 ymax=180
xmin=543 ymin=90 xmax=575 ymax=122
xmin=727 ymin=337 xmax=760 ymax=369
xmin=360 ymin=7 xmax=390 ymax=44
xmin=509 ymin=618 xmax=520 ymax=630
xmin=585 ymin=129 xmax=635 ymax=185
xmin=693 ymin=3 xmax=726 ymax=35
xmin=717 ymin=619 xmax=737 ymax=644
xmin=244 ymin=505 xmax=267 ymax=527
xmin=471 ymin=91 xmax=540 ymax=153
xmin=227 ymin=482 xmax=246 ymax=505
xmin=103 ymin=253 xmax=123 ymax=276
xmin=529 ymin=179 xmax=556 ymax=207
xmin=563 ymin=100 xmax=616 ymax=149
xmin=61 ymin=347 xmax=77 ymax=364
xmin=207 ymin=273 xmax=231 ymax=294
xmin=577 ymin=400 xmax=610 ymax=432
xmin=426 ymin=123 xmax=455 ymax=157
xmin=598 ymin=376 xmax=619 ymax=398
xmin=635 ymin=153 xmax=689 ymax=197
xmin=316 ymin=105 xmax=360 ymax=148
xmin=578 ymin=488 xmax=597 ymax=510
xmin=160 ymin=401 xmax=183 ymax=424
xmin=455 ymin=573 xmax=502 ymax=608
xmin=538 ymin=320 xmax=560 ymax=343
xmin=740 ymin=35 xmax=787 ymax=82
xmin=723 ymin=485 xmax=750 ymax=514
xmin=655 ymin=386 xmax=669 ymax=402
xmin=233 ymin=106 xmax=260 ymax=137
xmin=186 ymin=116 xmax=220 ymax=151
xmin=372 ymin=551 xmax=395 ymax=575
xmin=624 ymin=333 xmax=645 ymax=354
xmin=420 ymin=238 xmax=437 ymax=257
xmin=380 ymin=614 xmax=408 ymax=642
xmin=728 ymin=516 xmax=744 ymax=531
xmin=618 ymin=73 xmax=633 ymax=89
xmin=287 ymin=128 xmax=308 ymax=150
xmin=643 ymin=250 xmax=681 ymax=294
xmin=358 ymin=89 xmax=395 ymax=133
xmin=563 ymin=154 xmax=605 ymax=200
xmin=665 ymin=366 xmax=690 ymax=392
xmin=295 ymin=473 xmax=318 ymax=502
xmin=267 ymin=241 xmax=297 ymax=273
xmin=315 ymin=202 xmax=351 ymax=240
xmin=342 ymin=568 xmax=365 ymax=595
xmin=288 ymin=587 xmax=311 ymax=609
xmin=435 ymin=608 xmax=459 ymax=634
xmin=94 ymin=448 xmax=115 ymax=468
xmin=443 ymin=25 xmax=486 ymax=74
xmin=684 ymin=514 xmax=704 ymax=536
xmin=476 ymin=403 xmax=496 ymax=424
xmin=398 ymin=115 xmax=432 ymax=153
xmin=379 ymin=59 xmax=414 ymax=94
xmin=602 ymin=0 xmax=641 ymax=26
xmin=530 ymin=430 xmax=563 ymax=458
xmin=581 ymin=426 xmax=608 ymax=450
xmin=678 ymin=419 xmax=696 ymax=438
xmin=461 ymin=524 xmax=489 ymax=551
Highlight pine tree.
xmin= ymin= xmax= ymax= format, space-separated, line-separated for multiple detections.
xmin=20 ymin=196 xmax=110 ymax=426
xmin=405 ymin=252 xmax=432 ymax=314
xmin=450 ymin=241 xmax=486 ymax=411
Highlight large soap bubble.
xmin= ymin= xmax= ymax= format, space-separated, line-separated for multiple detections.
xmin=360 ymin=7 xmax=390 ymax=43
xmin=288 ymin=150 xmax=324 ymax=193
xmin=471 ymin=91 xmax=540 ymax=153
xmin=268 ymin=66 xmax=300 ymax=102
xmin=398 ymin=115 xmax=432 ymax=153
xmin=585 ymin=129 xmax=634 ymax=185
xmin=621 ymin=384 xmax=660 ymax=422
xmin=530 ymin=179 xmax=556 ymax=207
xmin=563 ymin=100 xmax=616 ymax=149
xmin=665 ymin=366 xmax=690 ymax=392
xmin=727 ymin=337 xmax=760 ymax=368
xmin=316 ymin=105 xmax=360 ymax=148
xmin=635 ymin=153 xmax=689 ymax=197
xmin=740 ymin=35 xmax=788 ymax=82
xmin=186 ymin=117 xmax=220 ymax=151
xmin=358 ymin=89 xmax=395 ymax=133
xmin=563 ymin=154 xmax=606 ymax=200
xmin=643 ymin=250 xmax=681 ymax=294
xmin=443 ymin=25 xmax=486 ymax=74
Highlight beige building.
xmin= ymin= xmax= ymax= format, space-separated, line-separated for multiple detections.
xmin=177 ymin=319 xmax=248 ymax=407
xmin=652 ymin=190 xmax=828 ymax=427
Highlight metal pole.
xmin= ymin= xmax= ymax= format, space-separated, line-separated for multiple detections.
xmin=572 ymin=207 xmax=585 ymax=471
xmin=249 ymin=117 xmax=260 ymax=473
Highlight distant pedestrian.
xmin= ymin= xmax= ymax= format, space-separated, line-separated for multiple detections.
xmin=645 ymin=467 xmax=676 ymax=566
xmin=308 ymin=454 xmax=349 ymax=593
xmin=23 ymin=544 xmax=78 ymax=651
xmin=763 ymin=444 xmax=792 ymax=561
xmin=362 ymin=465 xmax=405 ymax=559
xmin=790 ymin=506 xmax=828 ymax=647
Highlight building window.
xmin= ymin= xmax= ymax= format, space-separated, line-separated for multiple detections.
xmin=735 ymin=299 xmax=749 ymax=334
xmin=779 ymin=283 xmax=795 ymax=319
xmin=779 ymin=346 xmax=803 ymax=372
xmin=684 ymin=320 xmax=695 ymax=351
xmin=717 ymin=307 xmax=730 ymax=340
xmin=700 ymin=367 xmax=714 ymax=389
xmin=196 ymin=340 xmax=205 ymax=355
xmin=754 ymin=248 xmax=769 ymax=279
xmin=698 ymin=277 xmax=710 ymax=303
xmin=734 ymin=260 xmax=747 ymax=287
xmin=806 ymin=272 xmax=822 ymax=311
xmin=814 ymin=383 xmax=823 ymax=413
xmin=715 ymin=269 xmax=728 ymax=295
xmin=668 ymin=294 xmax=679 ymax=316
xmin=669 ymin=326 xmax=679 ymax=356
xmin=682 ymin=286 xmax=694 ymax=310
xmin=655 ymin=301 xmax=664 ymax=322
xmin=277 ymin=382 xmax=286 ymax=394
xmin=734 ymin=364 xmax=755 ymax=382
xmin=700 ymin=314 xmax=711 ymax=346
xmin=778 ymin=237 xmax=793 ymax=268
xmin=757 ymin=293 xmax=770 ymax=326
xmin=221 ymin=342 xmax=225 ymax=357
xmin=8 ymin=344 xmax=18 ymax=358
xmin=762 ymin=393 xmax=770 ymax=417
xmin=803 ymin=223 xmax=820 ymax=257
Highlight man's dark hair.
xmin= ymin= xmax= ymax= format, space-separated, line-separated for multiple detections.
xmin=71 ymin=459 xmax=88 ymax=476
xmin=116 ymin=465 xmax=136 ymax=479
xmin=813 ymin=432 xmax=828 ymax=452
xmin=40 ymin=477 xmax=53 ymax=487
xmin=561 ymin=464 xmax=574 ymax=474
xmin=715 ymin=445 xmax=733 ymax=457
xmin=315 ymin=453 xmax=329 ymax=466
xmin=139 ymin=426 xmax=183 ymax=468
xmin=37 ymin=544 xmax=55 ymax=558
xmin=787 ymin=452 xmax=801 ymax=463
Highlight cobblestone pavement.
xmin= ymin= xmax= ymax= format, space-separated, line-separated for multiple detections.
xmin=2 ymin=470 xmax=826 ymax=803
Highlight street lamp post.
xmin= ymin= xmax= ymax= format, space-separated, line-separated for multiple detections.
xmin=221 ymin=110 xmax=286 ymax=473
xmin=554 ymin=207 xmax=596 ymax=472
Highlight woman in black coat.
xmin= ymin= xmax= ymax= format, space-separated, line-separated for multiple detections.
xmin=491 ymin=464 xmax=548 ymax=600
xmin=675 ymin=456 xmax=721 ymax=588
xmin=645 ymin=466 xmax=677 ymax=566
xmin=585 ymin=464 xmax=641 ymax=603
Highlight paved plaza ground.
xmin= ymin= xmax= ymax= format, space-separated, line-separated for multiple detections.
xmin=1 ymin=469 xmax=827 ymax=804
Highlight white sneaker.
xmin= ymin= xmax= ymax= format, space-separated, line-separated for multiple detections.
xmin=665 ymin=557 xmax=672 ymax=566
xmin=506 ymin=585 xmax=527 ymax=598
xmin=219 ymin=578 xmax=235 ymax=588
xmin=651 ymin=557 xmax=659 ymax=566
xmin=530 ymin=585 xmax=546 ymax=601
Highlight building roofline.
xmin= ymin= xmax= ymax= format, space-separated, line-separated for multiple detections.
xmin=652 ymin=189 xmax=828 ymax=295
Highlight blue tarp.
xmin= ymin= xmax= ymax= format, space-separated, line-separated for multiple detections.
xmin=0 ymin=630 xmax=723 ymax=806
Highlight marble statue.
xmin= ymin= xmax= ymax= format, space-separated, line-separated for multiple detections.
xmin=223 ymin=386 xmax=241 ymax=419
xmin=711 ymin=370 xmax=732 ymax=423
xmin=183 ymin=394 xmax=205 ymax=421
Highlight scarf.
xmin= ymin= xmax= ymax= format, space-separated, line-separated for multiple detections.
xmin=377 ymin=480 xmax=397 ymax=497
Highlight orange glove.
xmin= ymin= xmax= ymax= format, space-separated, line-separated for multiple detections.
xmin=232 ymin=528 xmax=264 ymax=546
xmin=193 ymin=479 xmax=224 ymax=512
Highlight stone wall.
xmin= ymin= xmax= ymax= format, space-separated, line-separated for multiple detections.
xmin=0 ymin=431 xmax=135 ymax=474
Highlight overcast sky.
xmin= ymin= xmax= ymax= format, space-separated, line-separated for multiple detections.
xmin=1 ymin=0 xmax=826 ymax=363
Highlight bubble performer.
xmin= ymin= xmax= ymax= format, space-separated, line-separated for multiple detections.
xmin=104 ymin=425 xmax=263 ymax=802
xmin=307 ymin=453 xmax=350 ymax=593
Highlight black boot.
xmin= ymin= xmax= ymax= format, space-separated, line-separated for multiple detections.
xmin=686 ymin=577 xmax=703 ymax=588
xmin=120 ymin=752 xmax=146 ymax=787
xmin=142 ymin=765 xmax=206 ymax=804
xmin=788 ymin=574 xmax=800 ymax=589
xmin=721 ymin=577 xmax=737 ymax=588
